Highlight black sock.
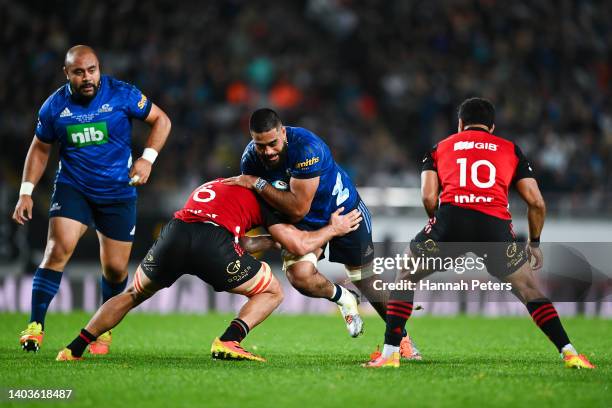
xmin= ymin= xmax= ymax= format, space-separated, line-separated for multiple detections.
xmin=526 ymin=299 xmax=570 ymax=352
xmin=220 ymin=318 xmax=250 ymax=343
xmin=329 ymin=284 xmax=342 ymax=302
xmin=384 ymin=300 xmax=414 ymax=346
xmin=67 ymin=329 xmax=97 ymax=357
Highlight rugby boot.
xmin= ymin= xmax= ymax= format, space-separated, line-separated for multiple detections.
xmin=56 ymin=348 xmax=83 ymax=361
xmin=89 ymin=330 xmax=111 ymax=355
xmin=20 ymin=322 xmax=43 ymax=352
xmin=400 ymin=333 xmax=422 ymax=360
xmin=563 ymin=350 xmax=595 ymax=369
xmin=337 ymin=288 xmax=364 ymax=338
xmin=362 ymin=350 xmax=400 ymax=368
xmin=211 ymin=338 xmax=265 ymax=362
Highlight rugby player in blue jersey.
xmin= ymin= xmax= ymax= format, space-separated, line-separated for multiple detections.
xmin=224 ymin=109 xmax=420 ymax=359
xmin=12 ymin=45 xmax=171 ymax=353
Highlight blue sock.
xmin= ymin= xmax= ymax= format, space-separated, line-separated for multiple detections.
xmin=100 ymin=276 xmax=128 ymax=303
xmin=30 ymin=267 xmax=63 ymax=328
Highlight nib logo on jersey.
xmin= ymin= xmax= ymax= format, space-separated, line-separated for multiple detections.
xmin=66 ymin=122 xmax=109 ymax=147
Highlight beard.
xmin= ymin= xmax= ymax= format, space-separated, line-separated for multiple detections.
xmin=71 ymin=80 xmax=100 ymax=103
xmin=260 ymin=142 xmax=288 ymax=170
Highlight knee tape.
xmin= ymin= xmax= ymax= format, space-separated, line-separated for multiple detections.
xmin=345 ymin=263 xmax=374 ymax=282
xmin=281 ymin=249 xmax=318 ymax=272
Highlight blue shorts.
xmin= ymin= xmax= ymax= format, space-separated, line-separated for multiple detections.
xmin=296 ymin=198 xmax=373 ymax=267
xmin=49 ymin=182 xmax=137 ymax=242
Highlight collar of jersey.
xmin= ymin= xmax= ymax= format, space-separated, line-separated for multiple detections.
xmin=463 ymin=127 xmax=491 ymax=134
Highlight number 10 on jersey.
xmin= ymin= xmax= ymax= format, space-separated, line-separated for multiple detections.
xmin=456 ymin=158 xmax=496 ymax=189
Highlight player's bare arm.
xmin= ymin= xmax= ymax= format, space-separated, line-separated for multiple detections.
xmin=421 ymin=170 xmax=439 ymax=219
xmin=262 ymin=176 xmax=319 ymax=223
xmin=268 ymin=207 xmax=361 ymax=256
xmin=239 ymin=207 xmax=361 ymax=255
xmin=224 ymin=175 xmax=319 ymax=223
xmin=12 ymin=137 xmax=52 ymax=225
xmin=129 ymin=103 xmax=171 ymax=186
xmin=515 ymin=177 xmax=546 ymax=270
xmin=239 ymin=234 xmax=280 ymax=254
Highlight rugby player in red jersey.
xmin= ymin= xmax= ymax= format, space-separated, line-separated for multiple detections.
xmin=56 ymin=179 xmax=362 ymax=362
xmin=364 ymin=98 xmax=594 ymax=369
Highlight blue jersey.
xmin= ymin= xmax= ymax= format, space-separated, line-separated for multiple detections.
xmin=241 ymin=126 xmax=359 ymax=227
xmin=35 ymin=75 xmax=152 ymax=202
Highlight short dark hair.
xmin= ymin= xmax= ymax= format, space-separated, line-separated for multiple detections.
xmin=458 ymin=97 xmax=495 ymax=128
xmin=249 ymin=108 xmax=282 ymax=133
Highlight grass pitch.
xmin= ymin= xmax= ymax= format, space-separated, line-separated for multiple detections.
xmin=1 ymin=313 xmax=610 ymax=408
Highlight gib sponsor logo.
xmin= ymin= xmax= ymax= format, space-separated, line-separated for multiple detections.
xmin=453 ymin=141 xmax=498 ymax=151
xmin=454 ymin=194 xmax=493 ymax=204
xmin=66 ymin=122 xmax=109 ymax=147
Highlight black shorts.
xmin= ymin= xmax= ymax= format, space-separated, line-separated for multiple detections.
xmin=140 ymin=219 xmax=261 ymax=292
xmin=410 ymin=204 xmax=528 ymax=278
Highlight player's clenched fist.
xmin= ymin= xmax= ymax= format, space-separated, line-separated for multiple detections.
xmin=129 ymin=158 xmax=153 ymax=186
xmin=13 ymin=195 xmax=34 ymax=225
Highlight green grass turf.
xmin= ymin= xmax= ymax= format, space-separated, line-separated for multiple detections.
xmin=0 ymin=313 xmax=610 ymax=408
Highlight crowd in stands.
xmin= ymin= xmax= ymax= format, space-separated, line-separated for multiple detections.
xmin=2 ymin=0 xmax=610 ymax=215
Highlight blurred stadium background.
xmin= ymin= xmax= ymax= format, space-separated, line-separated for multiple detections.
xmin=0 ymin=0 xmax=611 ymax=315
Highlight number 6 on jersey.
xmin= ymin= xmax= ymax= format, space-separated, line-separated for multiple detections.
xmin=193 ymin=182 xmax=217 ymax=203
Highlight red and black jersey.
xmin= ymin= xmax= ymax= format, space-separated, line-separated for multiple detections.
xmin=173 ymin=179 xmax=284 ymax=236
xmin=422 ymin=129 xmax=534 ymax=220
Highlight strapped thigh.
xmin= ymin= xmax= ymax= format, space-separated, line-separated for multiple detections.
xmin=244 ymin=262 xmax=273 ymax=297
xmin=132 ymin=267 xmax=157 ymax=298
